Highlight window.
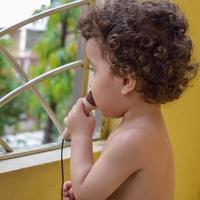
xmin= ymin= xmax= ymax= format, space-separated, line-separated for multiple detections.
xmin=0 ymin=0 xmax=105 ymax=160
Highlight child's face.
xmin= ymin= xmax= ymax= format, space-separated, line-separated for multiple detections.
xmin=85 ymin=39 xmax=125 ymax=117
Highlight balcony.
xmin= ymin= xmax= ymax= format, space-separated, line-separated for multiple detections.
xmin=0 ymin=1 xmax=200 ymax=200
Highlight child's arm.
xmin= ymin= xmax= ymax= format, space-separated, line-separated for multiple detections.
xmin=72 ymin=132 xmax=143 ymax=200
xmin=64 ymin=99 xmax=144 ymax=200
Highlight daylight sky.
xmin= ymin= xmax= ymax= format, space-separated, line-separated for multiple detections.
xmin=0 ymin=0 xmax=50 ymax=27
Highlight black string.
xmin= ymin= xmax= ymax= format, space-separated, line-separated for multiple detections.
xmin=61 ymin=139 xmax=65 ymax=200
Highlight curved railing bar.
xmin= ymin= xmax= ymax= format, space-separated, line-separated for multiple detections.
xmin=0 ymin=45 xmax=78 ymax=135
xmin=0 ymin=46 xmax=29 ymax=82
xmin=0 ymin=0 xmax=94 ymax=154
xmin=0 ymin=60 xmax=82 ymax=107
xmin=0 ymin=138 xmax=13 ymax=153
xmin=0 ymin=45 xmax=64 ymax=134
xmin=0 ymin=0 xmax=88 ymax=37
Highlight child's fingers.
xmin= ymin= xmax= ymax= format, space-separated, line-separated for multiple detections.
xmin=63 ymin=181 xmax=72 ymax=192
xmin=64 ymin=180 xmax=72 ymax=187
xmin=63 ymin=190 xmax=69 ymax=197
xmin=69 ymin=188 xmax=76 ymax=200
xmin=63 ymin=180 xmax=75 ymax=200
xmin=69 ymin=188 xmax=73 ymax=198
xmin=63 ymin=197 xmax=70 ymax=200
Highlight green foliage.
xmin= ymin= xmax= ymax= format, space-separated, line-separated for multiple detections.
xmin=0 ymin=39 xmax=28 ymax=135
xmin=28 ymin=0 xmax=80 ymax=137
xmin=0 ymin=0 xmax=80 ymax=140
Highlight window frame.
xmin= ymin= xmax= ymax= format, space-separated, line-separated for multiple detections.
xmin=0 ymin=0 xmax=109 ymax=161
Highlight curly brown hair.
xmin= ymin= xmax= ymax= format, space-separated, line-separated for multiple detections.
xmin=77 ymin=0 xmax=199 ymax=104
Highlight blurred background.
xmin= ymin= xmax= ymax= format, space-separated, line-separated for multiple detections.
xmin=0 ymin=0 xmax=81 ymax=151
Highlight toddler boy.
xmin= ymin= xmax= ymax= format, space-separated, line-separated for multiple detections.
xmin=63 ymin=0 xmax=198 ymax=199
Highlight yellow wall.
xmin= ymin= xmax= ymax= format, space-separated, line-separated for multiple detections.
xmin=0 ymin=152 xmax=100 ymax=200
xmin=0 ymin=161 xmax=68 ymax=200
xmin=162 ymin=0 xmax=200 ymax=200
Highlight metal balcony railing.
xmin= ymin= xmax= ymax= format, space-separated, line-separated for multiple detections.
xmin=0 ymin=0 xmax=98 ymax=157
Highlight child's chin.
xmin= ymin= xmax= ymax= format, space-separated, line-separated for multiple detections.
xmin=101 ymin=110 xmax=122 ymax=118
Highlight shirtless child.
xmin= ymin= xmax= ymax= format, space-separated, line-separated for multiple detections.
xmin=62 ymin=0 xmax=198 ymax=199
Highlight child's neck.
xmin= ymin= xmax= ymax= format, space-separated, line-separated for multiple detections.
xmin=120 ymin=97 xmax=161 ymax=127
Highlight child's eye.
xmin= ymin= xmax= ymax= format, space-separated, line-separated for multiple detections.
xmin=89 ymin=67 xmax=95 ymax=73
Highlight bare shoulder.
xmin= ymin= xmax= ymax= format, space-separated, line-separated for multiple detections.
xmin=103 ymin=127 xmax=169 ymax=167
xmin=106 ymin=127 xmax=159 ymax=152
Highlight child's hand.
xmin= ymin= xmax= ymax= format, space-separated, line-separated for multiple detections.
xmin=63 ymin=180 xmax=76 ymax=200
xmin=63 ymin=98 xmax=96 ymax=139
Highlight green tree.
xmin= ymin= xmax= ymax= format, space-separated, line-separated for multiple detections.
xmin=29 ymin=0 xmax=80 ymax=143
xmin=0 ymin=39 xmax=27 ymax=136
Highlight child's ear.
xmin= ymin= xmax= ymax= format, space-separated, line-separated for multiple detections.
xmin=121 ymin=75 xmax=136 ymax=95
